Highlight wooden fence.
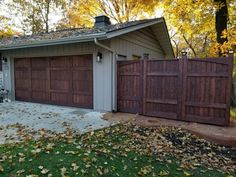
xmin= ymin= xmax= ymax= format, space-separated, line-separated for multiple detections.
xmin=117 ymin=53 xmax=234 ymax=126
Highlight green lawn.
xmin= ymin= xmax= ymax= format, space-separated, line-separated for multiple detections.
xmin=0 ymin=124 xmax=235 ymax=177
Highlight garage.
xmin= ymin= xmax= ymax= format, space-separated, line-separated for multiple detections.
xmin=14 ymin=54 xmax=93 ymax=109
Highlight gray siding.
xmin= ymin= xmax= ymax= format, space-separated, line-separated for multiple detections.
xmin=2 ymin=42 xmax=96 ymax=58
xmin=1 ymin=42 xmax=113 ymax=111
xmin=0 ymin=71 xmax=2 ymax=88
xmin=1 ymin=27 xmax=169 ymax=111
xmin=111 ymin=27 xmax=165 ymax=59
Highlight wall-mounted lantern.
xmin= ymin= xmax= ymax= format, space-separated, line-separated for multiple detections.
xmin=143 ymin=53 xmax=149 ymax=60
xmin=96 ymin=52 xmax=103 ymax=63
xmin=2 ymin=57 xmax=7 ymax=64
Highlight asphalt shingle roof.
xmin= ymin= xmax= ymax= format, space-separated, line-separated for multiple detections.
xmin=0 ymin=18 xmax=159 ymax=48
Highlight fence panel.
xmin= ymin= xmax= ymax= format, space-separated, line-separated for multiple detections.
xmin=117 ymin=60 xmax=143 ymax=114
xmin=182 ymin=57 xmax=233 ymax=125
xmin=143 ymin=59 xmax=180 ymax=120
xmin=117 ymin=54 xmax=233 ymax=126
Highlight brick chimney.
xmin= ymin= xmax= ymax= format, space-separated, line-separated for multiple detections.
xmin=94 ymin=15 xmax=111 ymax=28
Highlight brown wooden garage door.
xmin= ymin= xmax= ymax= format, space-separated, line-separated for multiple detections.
xmin=14 ymin=55 xmax=93 ymax=108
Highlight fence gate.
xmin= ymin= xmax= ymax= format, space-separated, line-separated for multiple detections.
xmin=117 ymin=55 xmax=233 ymax=126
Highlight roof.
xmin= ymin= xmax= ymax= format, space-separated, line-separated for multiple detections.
xmin=0 ymin=18 xmax=174 ymax=57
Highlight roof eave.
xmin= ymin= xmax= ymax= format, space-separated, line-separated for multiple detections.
xmin=106 ymin=18 xmax=165 ymax=39
xmin=0 ymin=33 xmax=107 ymax=51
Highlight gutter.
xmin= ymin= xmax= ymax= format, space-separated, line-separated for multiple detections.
xmin=94 ymin=38 xmax=117 ymax=112
xmin=0 ymin=33 xmax=107 ymax=51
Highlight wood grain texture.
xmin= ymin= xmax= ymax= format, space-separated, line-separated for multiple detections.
xmin=117 ymin=55 xmax=233 ymax=126
xmin=14 ymin=55 xmax=93 ymax=109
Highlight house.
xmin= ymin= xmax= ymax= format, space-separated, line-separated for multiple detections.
xmin=0 ymin=15 xmax=174 ymax=112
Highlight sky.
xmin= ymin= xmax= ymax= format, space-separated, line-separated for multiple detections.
xmin=0 ymin=0 xmax=63 ymax=33
xmin=0 ymin=0 xmax=164 ymax=33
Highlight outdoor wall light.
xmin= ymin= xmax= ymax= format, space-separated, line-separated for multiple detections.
xmin=143 ymin=53 xmax=149 ymax=60
xmin=2 ymin=57 xmax=7 ymax=63
xmin=96 ymin=52 xmax=103 ymax=63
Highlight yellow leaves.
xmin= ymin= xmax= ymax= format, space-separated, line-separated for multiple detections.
xmin=38 ymin=166 xmax=49 ymax=175
xmin=96 ymin=168 xmax=103 ymax=175
xmin=0 ymin=15 xmax=15 ymax=39
xmin=216 ymin=27 xmax=236 ymax=55
xmin=31 ymin=148 xmax=41 ymax=156
xmin=60 ymin=166 xmax=67 ymax=176
xmin=138 ymin=165 xmax=153 ymax=176
xmin=160 ymin=0 xmax=216 ymax=57
xmin=158 ymin=170 xmax=169 ymax=176
xmin=96 ymin=168 xmax=109 ymax=175
xmin=41 ymin=168 xmax=49 ymax=174
xmin=16 ymin=169 xmax=25 ymax=175
xmin=18 ymin=152 xmax=26 ymax=162
xmin=26 ymin=175 xmax=39 ymax=177
xmin=0 ymin=165 xmax=4 ymax=173
xmin=45 ymin=143 xmax=55 ymax=151
xmin=184 ymin=171 xmax=191 ymax=176
xmin=19 ymin=157 xmax=25 ymax=162
xmin=64 ymin=0 xmax=158 ymax=28
xmin=71 ymin=163 xmax=79 ymax=171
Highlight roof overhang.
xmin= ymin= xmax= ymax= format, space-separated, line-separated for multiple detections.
xmin=0 ymin=18 xmax=174 ymax=58
xmin=0 ymin=33 xmax=107 ymax=51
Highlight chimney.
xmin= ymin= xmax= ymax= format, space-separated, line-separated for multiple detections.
xmin=95 ymin=15 xmax=111 ymax=28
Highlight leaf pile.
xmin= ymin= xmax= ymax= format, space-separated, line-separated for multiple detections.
xmin=0 ymin=123 xmax=235 ymax=176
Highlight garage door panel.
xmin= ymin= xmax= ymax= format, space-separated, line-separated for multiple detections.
xmin=50 ymin=57 xmax=72 ymax=68
xmin=15 ymin=58 xmax=30 ymax=67
xmin=73 ymin=94 xmax=93 ymax=108
xmin=31 ymin=58 xmax=49 ymax=67
xmin=31 ymin=70 xmax=47 ymax=79
xmin=50 ymin=70 xmax=71 ymax=80
xmin=15 ymin=90 xmax=31 ymax=100
xmin=15 ymin=80 xmax=30 ymax=89
xmin=51 ymin=92 xmax=72 ymax=105
xmin=14 ymin=55 xmax=93 ymax=108
xmin=31 ymin=80 xmax=46 ymax=91
xmin=73 ymin=83 xmax=92 ymax=93
xmin=31 ymin=91 xmax=47 ymax=101
xmin=15 ymin=70 xmax=30 ymax=79
xmin=73 ymin=56 xmax=92 ymax=67
xmin=72 ymin=70 xmax=92 ymax=81
xmin=50 ymin=81 xmax=70 ymax=91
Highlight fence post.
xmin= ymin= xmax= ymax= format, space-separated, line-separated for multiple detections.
xmin=226 ymin=50 xmax=234 ymax=125
xmin=229 ymin=49 xmax=234 ymax=60
xmin=180 ymin=50 xmax=188 ymax=120
xmin=142 ymin=59 xmax=147 ymax=115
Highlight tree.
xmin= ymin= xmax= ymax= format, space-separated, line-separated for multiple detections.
xmin=159 ymin=0 xmax=236 ymax=57
xmin=59 ymin=0 xmax=157 ymax=28
xmin=9 ymin=0 xmax=66 ymax=34
xmin=214 ymin=0 xmax=228 ymax=45
xmin=0 ymin=15 xmax=15 ymax=38
xmin=159 ymin=0 xmax=216 ymax=57
xmin=213 ymin=0 xmax=236 ymax=54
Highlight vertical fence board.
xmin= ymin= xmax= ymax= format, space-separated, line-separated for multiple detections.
xmin=117 ymin=55 xmax=233 ymax=126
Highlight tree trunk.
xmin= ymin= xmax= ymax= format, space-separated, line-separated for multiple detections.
xmin=45 ymin=1 xmax=50 ymax=33
xmin=214 ymin=0 xmax=228 ymax=55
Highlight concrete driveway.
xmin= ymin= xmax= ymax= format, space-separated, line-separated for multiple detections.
xmin=0 ymin=101 xmax=111 ymax=144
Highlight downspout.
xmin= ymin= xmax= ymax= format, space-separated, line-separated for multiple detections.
xmin=94 ymin=38 xmax=117 ymax=112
